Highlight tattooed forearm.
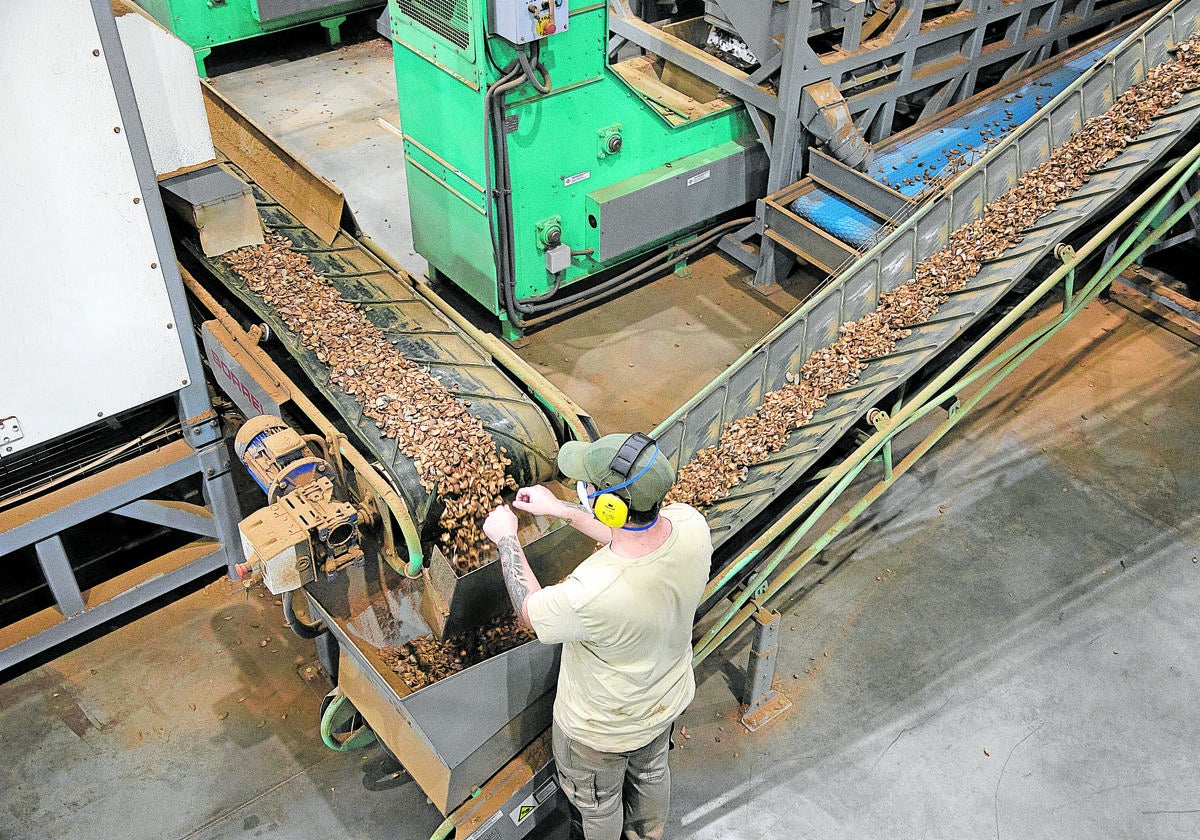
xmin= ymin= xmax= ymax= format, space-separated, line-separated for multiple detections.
xmin=557 ymin=499 xmax=614 ymax=543
xmin=497 ymin=534 xmax=541 ymax=624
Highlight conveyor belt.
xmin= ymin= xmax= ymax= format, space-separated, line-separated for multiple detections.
xmin=185 ymin=166 xmax=560 ymax=539
xmin=657 ymin=0 xmax=1200 ymax=552
xmin=775 ymin=25 xmax=1136 ymax=266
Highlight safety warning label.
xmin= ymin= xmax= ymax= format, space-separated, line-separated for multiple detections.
xmin=509 ymin=778 xmax=559 ymax=825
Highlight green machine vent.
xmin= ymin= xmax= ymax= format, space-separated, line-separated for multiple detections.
xmin=397 ymin=0 xmax=470 ymax=49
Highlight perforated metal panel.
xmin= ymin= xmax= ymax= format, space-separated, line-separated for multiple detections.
xmin=397 ymin=0 xmax=470 ymax=48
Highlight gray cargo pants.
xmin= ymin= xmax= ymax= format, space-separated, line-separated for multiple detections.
xmin=552 ymin=722 xmax=673 ymax=840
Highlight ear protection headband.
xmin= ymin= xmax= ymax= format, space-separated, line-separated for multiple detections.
xmin=576 ymin=433 xmax=658 ymax=529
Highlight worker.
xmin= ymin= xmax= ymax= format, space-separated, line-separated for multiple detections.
xmin=482 ymin=432 xmax=712 ymax=840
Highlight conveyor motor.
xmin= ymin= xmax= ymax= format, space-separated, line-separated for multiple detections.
xmin=233 ymin=416 xmax=366 ymax=593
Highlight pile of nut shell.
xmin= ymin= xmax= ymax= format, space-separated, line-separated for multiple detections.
xmin=223 ymin=233 xmax=514 ymax=573
xmin=669 ymin=36 xmax=1200 ymax=509
xmin=381 ymin=616 xmax=535 ymax=691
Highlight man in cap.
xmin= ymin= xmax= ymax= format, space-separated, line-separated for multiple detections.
xmin=483 ymin=432 xmax=712 ymax=840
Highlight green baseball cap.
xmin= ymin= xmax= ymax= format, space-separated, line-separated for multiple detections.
xmin=558 ymin=433 xmax=676 ymax=512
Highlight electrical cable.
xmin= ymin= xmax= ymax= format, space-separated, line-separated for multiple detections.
xmin=518 ymin=43 xmax=551 ymax=94
xmin=514 ymin=216 xmax=753 ymax=324
xmin=491 ymin=73 xmax=530 ymax=326
xmin=482 ymin=58 xmax=526 ymax=326
xmin=519 ymin=270 xmax=565 ymax=304
xmin=0 ymin=419 xmax=179 ymax=511
xmin=483 ymin=40 xmax=555 ymax=328
xmin=282 ymin=589 xmax=327 ymax=639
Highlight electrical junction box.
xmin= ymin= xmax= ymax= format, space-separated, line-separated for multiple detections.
xmin=239 ymin=498 xmax=318 ymax=594
xmin=544 ymin=244 xmax=571 ymax=273
xmin=487 ymin=0 xmax=568 ymax=44
xmin=238 ymin=477 xmax=362 ymax=593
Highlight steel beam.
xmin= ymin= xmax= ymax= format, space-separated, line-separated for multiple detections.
xmin=113 ymin=498 xmax=219 ymax=538
xmin=0 ymin=440 xmax=203 ymax=554
xmin=608 ymin=9 xmax=778 ymax=113
xmin=35 ymin=536 xmax=87 ymax=618
xmin=0 ymin=543 xmax=225 ymax=671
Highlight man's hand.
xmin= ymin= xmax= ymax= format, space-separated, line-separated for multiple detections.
xmin=483 ymin=504 xmax=519 ymax=544
xmin=512 ymin=484 xmax=570 ymax=517
xmin=514 ymin=483 xmax=614 ymax=544
xmin=484 ymin=503 xmax=540 ymax=628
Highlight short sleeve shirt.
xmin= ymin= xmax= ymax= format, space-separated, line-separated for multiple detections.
xmin=526 ymin=503 xmax=712 ymax=752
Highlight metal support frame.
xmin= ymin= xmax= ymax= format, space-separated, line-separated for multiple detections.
xmin=608 ymin=0 xmax=1163 ymax=285
xmin=0 ymin=439 xmax=238 ymax=670
xmin=692 ymin=140 xmax=1200 ymax=666
xmin=740 ymin=605 xmax=792 ymax=731
xmin=0 ymin=0 xmax=242 ymax=671
xmin=613 ymin=0 xmax=1163 ymax=157
xmin=1139 ymin=172 xmax=1200 ymax=253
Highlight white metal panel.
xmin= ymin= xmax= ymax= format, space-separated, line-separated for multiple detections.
xmin=115 ymin=10 xmax=216 ymax=176
xmin=0 ymin=0 xmax=190 ymax=456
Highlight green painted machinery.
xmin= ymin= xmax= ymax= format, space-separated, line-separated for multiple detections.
xmin=387 ymin=0 xmax=765 ymax=338
xmin=134 ymin=0 xmax=382 ymax=77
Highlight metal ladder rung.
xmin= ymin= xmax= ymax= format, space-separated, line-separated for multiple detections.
xmin=823 ymin=373 xmax=903 ymax=402
xmin=383 ymin=329 xmax=466 ymax=342
xmin=979 ymin=241 xmax=1049 ymax=265
xmin=1024 ymin=210 xmax=1087 ymax=234
xmin=327 ymin=269 xmax=398 ymax=281
xmin=792 ymin=404 xmax=862 ymax=432
xmin=949 ymin=275 xmax=1012 ymax=295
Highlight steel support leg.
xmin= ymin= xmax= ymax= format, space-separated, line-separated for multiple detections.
xmin=35 ymin=536 xmax=86 ymax=617
xmin=740 ymin=606 xmax=792 ymax=731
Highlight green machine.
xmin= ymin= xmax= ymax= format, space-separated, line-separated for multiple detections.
xmin=387 ymin=0 xmax=766 ymax=337
xmin=134 ymin=0 xmax=382 ymax=77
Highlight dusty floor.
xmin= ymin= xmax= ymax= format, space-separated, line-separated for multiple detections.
xmin=669 ymin=300 xmax=1200 ymax=838
xmin=4 ymin=23 xmax=1200 ymax=840
xmin=3 ymin=298 xmax=1197 ymax=839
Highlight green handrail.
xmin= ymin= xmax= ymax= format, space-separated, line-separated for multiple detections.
xmin=694 ymin=143 xmax=1200 ymax=664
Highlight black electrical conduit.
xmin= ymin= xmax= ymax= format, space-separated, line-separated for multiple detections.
xmin=282 ymin=589 xmax=327 ymax=639
xmin=517 ymin=216 xmax=754 ymax=327
xmin=482 ymin=52 xmax=528 ymax=327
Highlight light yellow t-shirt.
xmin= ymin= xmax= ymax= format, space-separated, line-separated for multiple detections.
xmin=526 ymin=503 xmax=712 ymax=752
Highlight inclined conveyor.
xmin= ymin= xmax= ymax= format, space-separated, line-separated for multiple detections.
xmin=768 ymin=24 xmax=1145 ymax=269
xmin=182 ymin=0 xmax=1200 ymax=833
xmin=661 ymin=0 xmax=1200 ymax=562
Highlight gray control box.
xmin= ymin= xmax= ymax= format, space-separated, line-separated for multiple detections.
xmin=487 ymin=0 xmax=569 ymax=45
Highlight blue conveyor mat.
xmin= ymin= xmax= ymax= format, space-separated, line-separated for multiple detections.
xmin=788 ymin=190 xmax=885 ymax=248
xmin=790 ymin=33 xmax=1126 ymax=243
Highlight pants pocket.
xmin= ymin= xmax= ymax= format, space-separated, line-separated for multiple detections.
xmin=638 ymin=764 xmax=667 ymax=785
xmin=557 ymin=763 xmax=599 ymax=811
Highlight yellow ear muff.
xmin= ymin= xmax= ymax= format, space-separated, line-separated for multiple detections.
xmin=592 ymin=493 xmax=629 ymax=528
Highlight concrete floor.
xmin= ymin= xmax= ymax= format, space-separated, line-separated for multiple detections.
xmin=4 ymin=24 xmax=1200 ymax=840
xmin=670 ymin=301 xmax=1200 ymax=839
xmin=3 ymin=297 xmax=1198 ymax=839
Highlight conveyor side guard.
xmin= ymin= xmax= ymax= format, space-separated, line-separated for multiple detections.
xmin=654 ymin=0 xmax=1200 ymax=554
